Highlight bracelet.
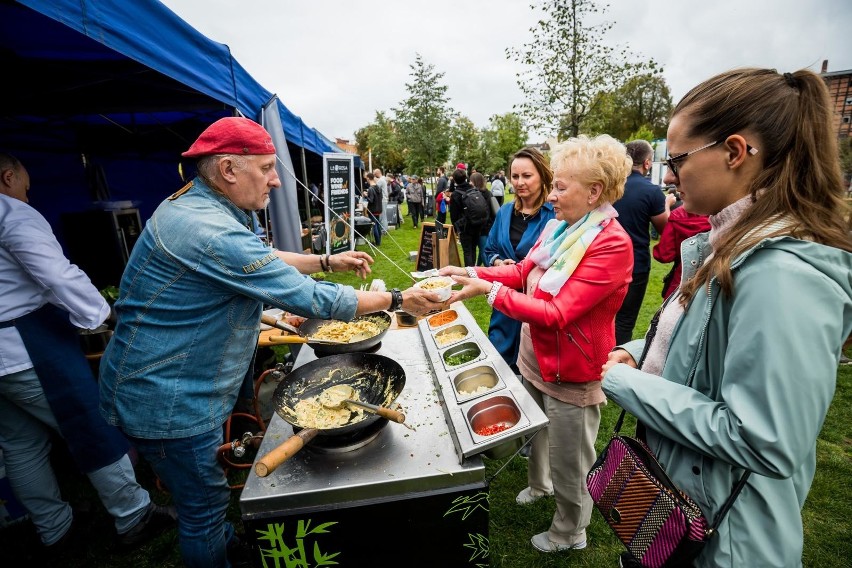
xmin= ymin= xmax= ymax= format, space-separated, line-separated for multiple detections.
xmin=388 ymin=288 xmax=403 ymax=312
xmin=326 ymin=254 xmax=334 ymax=273
xmin=465 ymin=266 xmax=478 ymax=278
xmin=486 ymin=282 xmax=503 ymax=306
xmin=319 ymin=254 xmax=328 ymax=272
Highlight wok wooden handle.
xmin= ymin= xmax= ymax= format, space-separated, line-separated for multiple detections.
xmin=260 ymin=314 xmax=281 ymax=327
xmin=375 ymin=407 xmax=406 ymax=423
xmin=254 ymin=429 xmax=319 ymax=477
xmin=267 ymin=334 xmax=309 ymax=344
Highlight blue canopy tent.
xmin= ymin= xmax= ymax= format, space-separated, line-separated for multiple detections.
xmin=0 ymin=0 xmax=357 ymax=279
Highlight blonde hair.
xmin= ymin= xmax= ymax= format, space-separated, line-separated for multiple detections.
xmin=549 ymin=134 xmax=633 ymax=204
xmin=675 ymin=68 xmax=852 ymax=305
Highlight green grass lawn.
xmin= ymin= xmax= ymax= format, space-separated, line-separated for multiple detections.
xmin=3 ymin=200 xmax=848 ymax=567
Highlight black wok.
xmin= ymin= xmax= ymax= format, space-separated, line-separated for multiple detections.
xmin=255 ymin=352 xmax=405 ymax=476
xmin=293 ymin=311 xmax=392 ymax=356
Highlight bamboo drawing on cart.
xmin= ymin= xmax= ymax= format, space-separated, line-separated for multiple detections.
xmin=444 ymin=491 xmax=490 ymax=566
xmin=255 ymin=519 xmax=340 ymax=568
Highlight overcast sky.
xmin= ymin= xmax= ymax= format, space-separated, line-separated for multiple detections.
xmin=159 ymin=0 xmax=852 ymax=143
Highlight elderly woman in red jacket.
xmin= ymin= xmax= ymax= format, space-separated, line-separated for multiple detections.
xmin=441 ymin=134 xmax=633 ymax=554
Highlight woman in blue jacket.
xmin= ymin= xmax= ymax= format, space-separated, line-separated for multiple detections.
xmin=484 ymin=147 xmax=555 ymax=372
xmin=602 ymin=68 xmax=852 ymax=568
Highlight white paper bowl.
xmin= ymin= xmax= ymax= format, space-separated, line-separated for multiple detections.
xmin=414 ymin=276 xmax=453 ymax=301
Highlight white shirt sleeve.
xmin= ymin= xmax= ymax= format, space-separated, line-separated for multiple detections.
xmin=0 ymin=196 xmax=109 ymax=374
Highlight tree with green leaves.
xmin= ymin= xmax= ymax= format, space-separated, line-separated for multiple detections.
xmin=393 ymin=53 xmax=454 ymax=177
xmin=507 ymin=0 xmax=660 ymax=139
xmin=450 ymin=115 xmax=480 ymax=169
xmin=583 ymin=74 xmax=673 ymax=141
xmin=353 ymin=111 xmax=406 ymax=174
xmin=481 ymin=112 xmax=528 ymax=173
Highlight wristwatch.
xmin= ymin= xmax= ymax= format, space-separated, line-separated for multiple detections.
xmin=388 ymin=288 xmax=403 ymax=312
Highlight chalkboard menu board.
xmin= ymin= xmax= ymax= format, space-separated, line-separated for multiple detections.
xmin=415 ymin=223 xmax=437 ymax=272
xmin=415 ymin=222 xmax=460 ymax=271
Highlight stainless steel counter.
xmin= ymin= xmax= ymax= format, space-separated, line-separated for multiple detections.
xmin=241 ymin=324 xmax=485 ymax=518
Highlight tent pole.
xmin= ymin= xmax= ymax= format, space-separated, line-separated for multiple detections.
xmin=301 ymin=147 xmax=310 ymax=221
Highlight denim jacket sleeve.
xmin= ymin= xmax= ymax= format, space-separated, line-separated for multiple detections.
xmin=195 ymin=225 xmax=357 ymax=321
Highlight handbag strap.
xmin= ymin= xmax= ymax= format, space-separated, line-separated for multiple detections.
xmin=707 ymin=470 xmax=750 ymax=534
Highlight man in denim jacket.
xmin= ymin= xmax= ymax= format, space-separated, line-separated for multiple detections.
xmin=98 ymin=117 xmax=443 ymax=568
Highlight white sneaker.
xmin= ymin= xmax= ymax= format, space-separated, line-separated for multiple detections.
xmin=515 ymin=487 xmax=554 ymax=505
xmin=530 ymin=531 xmax=587 ymax=552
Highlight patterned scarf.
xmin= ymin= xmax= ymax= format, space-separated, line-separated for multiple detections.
xmin=528 ymin=203 xmax=618 ymax=295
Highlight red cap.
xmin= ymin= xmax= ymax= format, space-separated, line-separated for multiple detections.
xmin=182 ymin=117 xmax=276 ymax=158
xmin=456 ymin=162 xmax=466 ymax=170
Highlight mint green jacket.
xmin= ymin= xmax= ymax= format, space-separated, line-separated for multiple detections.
xmin=604 ymin=232 xmax=852 ymax=568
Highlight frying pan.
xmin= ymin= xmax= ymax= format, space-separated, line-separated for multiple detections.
xmin=255 ymin=352 xmax=406 ymax=476
xmin=286 ymin=311 xmax=392 ymax=356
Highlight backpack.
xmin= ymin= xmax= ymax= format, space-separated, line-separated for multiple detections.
xmin=460 ymin=188 xmax=490 ymax=227
xmin=394 ymin=182 xmax=405 ymax=203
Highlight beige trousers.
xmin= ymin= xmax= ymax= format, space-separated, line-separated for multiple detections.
xmin=524 ymin=380 xmax=601 ymax=546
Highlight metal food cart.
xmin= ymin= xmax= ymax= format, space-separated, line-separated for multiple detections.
xmin=241 ymin=303 xmax=548 ymax=567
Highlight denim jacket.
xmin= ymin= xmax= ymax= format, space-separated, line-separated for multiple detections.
xmin=99 ymin=179 xmax=357 ymax=439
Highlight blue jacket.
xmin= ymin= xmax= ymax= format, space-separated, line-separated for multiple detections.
xmin=99 ymin=179 xmax=357 ymax=439
xmin=605 ymin=230 xmax=852 ymax=567
xmin=483 ymin=202 xmax=555 ymax=366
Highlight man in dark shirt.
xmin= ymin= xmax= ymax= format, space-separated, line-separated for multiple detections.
xmin=612 ymin=140 xmax=675 ymax=344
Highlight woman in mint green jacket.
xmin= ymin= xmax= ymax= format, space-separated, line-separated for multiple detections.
xmin=602 ymin=68 xmax=852 ymax=568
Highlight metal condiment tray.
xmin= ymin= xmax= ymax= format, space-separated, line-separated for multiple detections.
xmin=419 ymin=303 xmax=549 ymax=462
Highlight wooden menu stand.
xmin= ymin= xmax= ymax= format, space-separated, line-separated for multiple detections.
xmin=415 ymin=222 xmax=461 ymax=271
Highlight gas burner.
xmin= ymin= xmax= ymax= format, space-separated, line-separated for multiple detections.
xmin=312 ymin=342 xmax=382 ymax=357
xmin=298 ymin=418 xmax=389 ymax=453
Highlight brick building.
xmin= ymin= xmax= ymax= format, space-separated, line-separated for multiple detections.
xmin=821 ymin=60 xmax=852 ymax=140
xmin=335 ymin=138 xmax=358 ymax=154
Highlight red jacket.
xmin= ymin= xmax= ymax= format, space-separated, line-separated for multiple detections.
xmin=475 ymin=219 xmax=633 ymax=383
xmin=652 ymin=207 xmax=710 ymax=298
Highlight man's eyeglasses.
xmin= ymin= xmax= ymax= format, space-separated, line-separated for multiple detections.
xmin=665 ymin=140 xmax=758 ymax=178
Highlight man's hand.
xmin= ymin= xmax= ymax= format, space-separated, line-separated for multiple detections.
xmin=329 ymin=251 xmax=374 ymax=279
xmin=600 ymin=349 xmax=637 ymax=380
xmin=400 ymin=288 xmax=448 ymax=316
xmin=665 ymin=192 xmax=677 ymax=209
xmin=282 ymin=313 xmax=306 ymax=328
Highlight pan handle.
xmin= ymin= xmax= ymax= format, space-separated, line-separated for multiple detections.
xmin=254 ymin=428 xmax=319 ymax=477
xmin=344 ymin=400 xmax=405 ymax=423
xmin=374 ymin=407 xmax=405 ymax=423
xmin=267 ymin=335 xmax=309 ymax=344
